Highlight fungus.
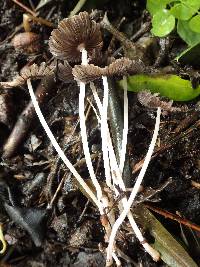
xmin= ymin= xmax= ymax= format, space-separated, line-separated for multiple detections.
xmin=0 ymin=62 xmax=55 ymax=88
xmin=49 ymin=11 xmax=103 ymax=62
xmin=137 ymin=90 xmax=182 ymax=112
xmin=90 ymin=82 xmax=160 ymax=266
xmin=49 ymin=12 xmax=106 ymax=213
xmin=27 ymin=79 xmax=100 ymax=210
xmin=106 ymin=107 xmax=161 ymax=265
xmin=57 ymin=62 xmax=74 ymax=83
xmin=72 ymin=57 xmax=145 ymax=83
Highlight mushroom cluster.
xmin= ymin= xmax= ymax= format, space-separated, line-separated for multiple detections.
xmin=27 ymin=11 xmax=160 ymax=266
xmin=0 ymin=11 xmax=161 ymax=266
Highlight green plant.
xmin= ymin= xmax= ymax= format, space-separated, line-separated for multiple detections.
xmin=147 ymin=0 xmax=200 ymax=46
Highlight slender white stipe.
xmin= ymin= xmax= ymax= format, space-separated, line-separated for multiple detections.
xmin=107 ymin=108 xmax=161 ymax=263
xmin=27 ymin=79 xmax=100 ymax=210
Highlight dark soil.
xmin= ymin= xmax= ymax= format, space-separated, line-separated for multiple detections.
xmin=0 ymin=1 xmax=200 ymax=267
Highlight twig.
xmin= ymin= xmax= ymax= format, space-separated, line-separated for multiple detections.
xmin=112 ymin=21 xmax=151 ymax=57
xmin=23 ymin=13 xmax=55 ymax=28
xmin=48 ymin=172 xmax=68 ymax=209
xmin=145 ymin=203 xmax=200 ymax=233
xmin=11 ymin=0 xmax=36 ymax=16
xmin=101 ymin=13 xmax=137 ymax=55
xmin=2 ymin=75 xmax=55 ymax=158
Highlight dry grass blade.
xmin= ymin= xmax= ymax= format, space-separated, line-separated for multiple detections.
xmin=49 ymin=11 xmax=103 ymax=62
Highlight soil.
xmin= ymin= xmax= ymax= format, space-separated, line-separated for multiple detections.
xmin=0 ymin=1 xmax=200 ymax=267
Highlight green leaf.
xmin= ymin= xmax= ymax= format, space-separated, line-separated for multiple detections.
xmin=146 ymin=0 xmax=171 ymax=15
xmin=184 ymin=0 xmax=200 ymax=9
xmin=177 ymin=19 xmax=200 ymax=46
xmin=189 ymin=15 xmax=200 ymax=33
xmin=170 ymin=3 xmax=195 ymax=20
xmin=151 ymin=9 xmax=175 ymax=37
xmin=119 ymin=74 xmax=200 ymax=101
xmin=135 ymin=206 xmax=198 ymax=267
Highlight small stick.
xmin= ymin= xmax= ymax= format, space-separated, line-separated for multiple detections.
xmin=11 ymin=0 xmax=36 ymax=16
xmin=112 ymin=21 xmax=151 ymax=57
xmin=101 ymin=13 xmax=137 ymax=55
xmin=145 ymin=203 xmax=200 ymax=233
xmin=48 ymin=172 xmax=68 ymax=209
xmin=2 ymin=75 xmax=55 ymax=158
xmin=23 ymin=13 xmax=55 ymax=28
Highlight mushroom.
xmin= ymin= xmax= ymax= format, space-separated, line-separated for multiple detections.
xmin=72 ymin=57 xmax=145 ymax=83
xmin=29 ymin=11 xmax=160 ymax=265
xmin=49 ymin=12 xmax=105 ymax=213
xmin=49 ymin=11 xmax=103 ymax=62
xmin=0 ymin=62 xmax=55 ymax=88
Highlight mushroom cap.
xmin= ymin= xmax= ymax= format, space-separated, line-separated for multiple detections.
xmin=49 ymin=12 xmax=103 ymax=62
xmin=57 ymin=62 xmax=74 ymax=83
xmin=107 ymin=58 xmax=145 ymax=76
xmin=72 ymin=57 xmax=146 ymax=83
xmin=72 ymin=64 xmax=105 ymax=83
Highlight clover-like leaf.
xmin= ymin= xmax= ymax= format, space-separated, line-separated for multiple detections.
xmin=177 ymin=19 xmax=200 ymax=46
xmin=189 ymin=15 xmax=200 ymax=33
xmin=146 ymin=0 xmax=171 ymax=15
xmin=151 ymin=9 xmax=175 ymax=37
xmin=170 ymin=3 xmax=196 ymax=20
xmin=185 ymin=0 xmax=200 ymax=9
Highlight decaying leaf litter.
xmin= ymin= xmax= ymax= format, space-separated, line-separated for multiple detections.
xmin=0 ymin=0 xmax=200 ymax=266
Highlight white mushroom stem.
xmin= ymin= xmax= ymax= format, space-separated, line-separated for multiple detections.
xmin=79 ymin=48 xmax=104 ymax=213
xmin=90 ymin=83 xmax=159 ymax=262
xmin=27 ymin=79 xmax=100 ymax=210
xmin=112 ymin=252 xmax=121 ymax=267
xmin=119 ymin=76 xmax=128 ymax=173
xmin=106 ymin=107 xmax=161 ymax=263
xmin=101 ymin=76 xmax=112 ymax=188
